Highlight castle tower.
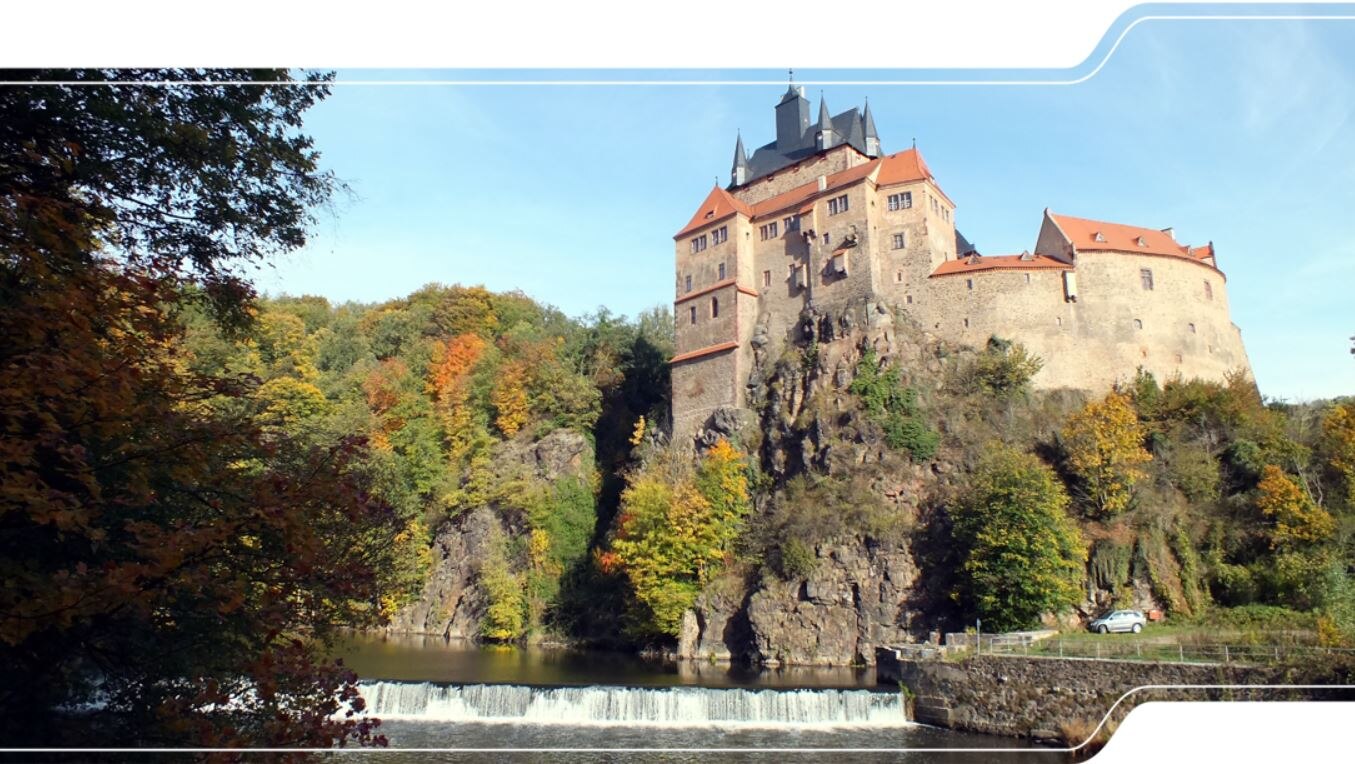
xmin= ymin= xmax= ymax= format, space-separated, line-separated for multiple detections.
xmin=731 ymin=133 xmax=749 ymax=187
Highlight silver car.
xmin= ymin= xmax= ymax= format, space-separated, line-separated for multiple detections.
xmin=1088 ymin=609 xmax=1146 ymax=634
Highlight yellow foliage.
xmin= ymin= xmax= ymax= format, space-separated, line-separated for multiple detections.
xmin=1320 ymin=402 xmax=1355 ymax=507
xmin=1256 ymin=465 xmax=1336 ymax=549
xmin=492 ymin=362 xmax=530 ymax=436
xmin=630 ymin=416 xmax=646 ymax=447
xmin=1061 ymin=391 xmax=1151 ymax=516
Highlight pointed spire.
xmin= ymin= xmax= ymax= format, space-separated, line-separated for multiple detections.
xmin=862 ymin=97 xmax=880 ymax=157
xmin=730 ymin=131 xmax=749 ymax=186
xmin=817 ymin=93 xmax=832 ymax=131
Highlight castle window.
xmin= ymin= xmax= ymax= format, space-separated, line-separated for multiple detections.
xmin=828 ymin=195 xmax=849 ymax=215
xmin=1140 ymin=268 xmax=1154 ymax=290
xmin=963 ymin=318 xmax=970 ymax=328
xmin=690 ymin=235 xmax=707 ymax=253
xmin=895 ymin=271 xmax=904 ymax=283
xmin=887 ymin=192 xmax=913 ymax=211
xmin=1133 ymin=318 xmax=1143 ymax=330
xmin=1056 ymin=316 xmax=1063 ymax=327
xmin=689 ymin=306 xmax=696 ymax=325
xmin=906 ymin=295 xmax=913 ymax=304
xmin=830 ymin=252 xmax=848 ymax=275
xmin=711 ymin=297 xmax=719 ymax=318
xmin=1025 ymin=273 xmax=1032 ymax=284
xmin=784 ymin=215 xmax=800 ymax=231
xmin=1189 ymin=322 xmax=1196 ymax=334
xmin=684 ymin=274 xmax=692 ymax=292
xmin=892 ymin=233 xmax=906 ymax=250
xmin=1204 ymin=280 xmax=1214 ymax=300
xmin=712 ymin=226 xmax=728 ymax=245
xmin=823 ymin=232 xmax=831 ymax=245
xmin=760 ymin=221 xmax=779 ymax=240
xmin=763 ymin=270 xmax=771 ymax=287
xmin=966 ymin=279 xmax=973 ymax=291
xmin=718 ymin=262 xmax=726 ymax=280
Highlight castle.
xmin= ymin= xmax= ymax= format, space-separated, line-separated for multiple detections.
xmin=669 ymin=85 xmax=1252 ymax=438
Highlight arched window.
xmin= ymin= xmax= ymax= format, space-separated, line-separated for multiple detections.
xmin=1133 ymin=318 xmax=1143 ymax=330
xmin=711 ymin=296 xmax=719 ymax=318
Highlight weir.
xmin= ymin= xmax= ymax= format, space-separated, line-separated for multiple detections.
xmin=358 ymin=681 xmax=909 ymax=727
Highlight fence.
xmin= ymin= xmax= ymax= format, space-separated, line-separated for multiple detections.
xmin=976 ymin=636 xmax=1355 ymax=665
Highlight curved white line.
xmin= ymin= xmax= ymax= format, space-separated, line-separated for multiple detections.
xmin=2 ymin=13 xmax=1354 ymax=87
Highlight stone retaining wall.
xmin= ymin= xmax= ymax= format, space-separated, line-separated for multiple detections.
xmin=876 ymin=649 xmax=1288 ymax=740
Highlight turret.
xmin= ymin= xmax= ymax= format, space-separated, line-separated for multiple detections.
xmin=863 ymin=98 xmax=880 ymax=157
xmin=731 ymin=132 xmax=749 ymax=187
xmin=775 ymin=85 xmax=810 ymax=152
xmin=815 ymin=94 xmax=837 ymax=151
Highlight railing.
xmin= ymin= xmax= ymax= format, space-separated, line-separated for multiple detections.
xmin=976 ymin=637 xmax=1355 ymax=665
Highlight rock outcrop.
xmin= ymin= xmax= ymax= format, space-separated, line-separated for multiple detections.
xmin=385 ymin=428 xmax=592 ymax=639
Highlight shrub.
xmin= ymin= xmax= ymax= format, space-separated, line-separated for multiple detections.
xmin=849 ymin=349 xmax=939 ymax=461
xmin=960 ymin=337 xmax=1043 ymax=398
xmin=777 ymin=538 xmax=818 ymax=579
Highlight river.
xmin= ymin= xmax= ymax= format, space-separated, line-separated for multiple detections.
xmin=337 ymin=634 xmax=1049 ymax=761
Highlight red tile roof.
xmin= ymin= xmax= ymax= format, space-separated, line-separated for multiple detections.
xmin=875 ymin=148 xmax=933 ymax=186
xmin=1051 ymin=212 xmax=1190 ymax=259
xmin=674 ymin=185 xmax=753 ymax=239
xmin=1189 ymin=243 xmax=1215 ymax=261
xmin=748 ymin=158 xmax=882 ymax=220
xmin=931 ymin=253 xmax=1071 ymax=277
xmin=670 ymin=340 xmax=738 ymax=365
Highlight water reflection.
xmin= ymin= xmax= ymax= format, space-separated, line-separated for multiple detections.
xmin=336 ymin=633 xmax=878 ymax=689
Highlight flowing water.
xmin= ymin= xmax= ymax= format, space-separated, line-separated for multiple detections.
xmin=336 ymin=634 xmax=1046 ymax=761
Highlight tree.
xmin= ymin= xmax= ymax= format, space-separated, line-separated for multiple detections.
xmin=1256 ymin=465 xmax=1336 ymax=550
xmin=0 ymin=70 xmax=403 ymax=748
xmin=1318 ymin=402 xmax=1355 ymax=512
xmin=609 ymin=440 xmax=751 ymax=637
xmin=1061 ymin=391 xmax=1152 ymax=516
xmin=950 ymin=447 xmax=1086 ymax=632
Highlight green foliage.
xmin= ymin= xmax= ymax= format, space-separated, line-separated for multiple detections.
xmin=959 ymin=337 xmax=1044 ymax=398
xmin=1089 ymin=539 xmax=1132 ymax=591
xmin=777 ymin=538 xmax=818 ymax=579
xmin=949 ymin=446 xmax=1086 ymax=631
xmin=849 ymin=349 xmax=939 ymax=461
xmin=751 ymin=474 xmax=898 ymax=570
xmin=479 ymin=527 xmax=528 ymax=641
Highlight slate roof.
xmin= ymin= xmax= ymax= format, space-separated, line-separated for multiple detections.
xmin=742 ymin=101 xmax=875 ymax=184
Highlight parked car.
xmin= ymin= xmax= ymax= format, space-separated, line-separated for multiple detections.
xmin=1088 ymin=610 xmax=1147 ymax=634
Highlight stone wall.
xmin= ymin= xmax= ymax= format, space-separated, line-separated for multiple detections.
xmin=877 ymin=651 xmax=1284 ymax=740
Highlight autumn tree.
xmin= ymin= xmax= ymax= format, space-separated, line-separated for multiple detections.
xmin=609 ymin=440 xmax=752 ymax=636
xmin=1256 ymin=465 xmax=1336 ymax=550
xmin=1061 ymin=391 xmax=1153 ymax=516
xmin=950 ymin=447 xmax=1087 ymax=631
xmin=0 ymin=69 xmax=405 ymax=748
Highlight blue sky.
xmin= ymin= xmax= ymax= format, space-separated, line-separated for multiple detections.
xmin=259 ymin=18 xmax=1355 ymax=402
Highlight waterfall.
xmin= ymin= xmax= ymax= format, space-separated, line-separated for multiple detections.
xmin=358 ymin=682 xmax=910 ymax=727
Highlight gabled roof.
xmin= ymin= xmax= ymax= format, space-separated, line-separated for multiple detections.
xmin=1050 ymin=212 xmax=1195 ymax=260
xmin=875 ymin=148 xmax=934 ymax=187
xmin=1189 ymin=243 xmax=1215 ymax=261
xmin=674 ymin=185 xmax=753 ymax=239
xmin=931 ymin=253 xmax=1071 ymax=277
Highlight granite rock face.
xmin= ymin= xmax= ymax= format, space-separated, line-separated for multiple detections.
xmin=384 ymin=429 xmax=592 ymax=639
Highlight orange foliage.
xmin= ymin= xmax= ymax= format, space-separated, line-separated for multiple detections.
xmin=493 ymin=361 xmax=530 ymax=437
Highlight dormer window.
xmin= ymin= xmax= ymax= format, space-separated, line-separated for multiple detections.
xmin=1136 ymin=236 xmax=1148 ymax=248
xmin=1093 ymin=232 xmax=1106 ymax=243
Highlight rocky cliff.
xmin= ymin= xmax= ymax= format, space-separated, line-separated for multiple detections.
xmin=385 ymin=429 xmax=593 ymax=639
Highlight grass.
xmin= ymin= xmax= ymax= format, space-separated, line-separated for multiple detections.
xmin=987 ymin=619 xmax=1324 ymax=664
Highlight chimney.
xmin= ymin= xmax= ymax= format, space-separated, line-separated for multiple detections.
xmin=1161 ymin=227 xmax=1175 ymax=240
xmin=817 ymin=175 xmax=827 ymax=192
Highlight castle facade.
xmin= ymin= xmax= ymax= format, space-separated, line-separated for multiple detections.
xmin=670 ymin=86 xmax=1252 ymax=438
